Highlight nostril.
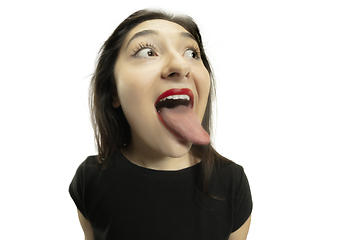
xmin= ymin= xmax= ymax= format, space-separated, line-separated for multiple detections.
xmin=168 ymin=72 xmax=177 ymax=77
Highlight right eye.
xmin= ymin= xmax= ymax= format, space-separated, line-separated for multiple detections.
xmin=136 ymin=48 xmax=158 ymax=58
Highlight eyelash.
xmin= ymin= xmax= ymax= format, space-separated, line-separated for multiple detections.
xmin=186 ymin=45 xmax=201 ymax=59
xmin=131 ymin=43 xmax=201 ymax=59
xmin=131 ymin=43 xmax=156 ymax=57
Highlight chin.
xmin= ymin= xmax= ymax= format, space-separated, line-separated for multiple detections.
xmin=159 ymin=139 xmax=193 ymax=158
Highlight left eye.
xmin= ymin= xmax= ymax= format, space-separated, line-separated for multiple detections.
xmin=137 ymin=48 xmax=157 ymax=58
xmin=184 ymin=49 xmax=199 ymax=59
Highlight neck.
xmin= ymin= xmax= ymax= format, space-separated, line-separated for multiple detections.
xmin=121 ymin=141 xmax=199 ymax=171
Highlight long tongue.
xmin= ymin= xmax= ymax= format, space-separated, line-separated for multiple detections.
xmin=158 ymin=105 xmax=210 ymax=145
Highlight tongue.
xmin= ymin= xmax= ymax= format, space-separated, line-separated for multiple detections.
xmin=158 ymin=105 xmax=210 ymax=145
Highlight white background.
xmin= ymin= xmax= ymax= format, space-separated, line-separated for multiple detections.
xmin=1 ymin=0 xmax=359 ymax=239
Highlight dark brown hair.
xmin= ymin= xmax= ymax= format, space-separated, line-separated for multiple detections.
xmin=90 ymin=9 xmax=231 ymax=196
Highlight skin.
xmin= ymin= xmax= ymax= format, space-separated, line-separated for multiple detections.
xmin=228 ymin=215 xmax=251 ymax=240
xmin=112 ymin=19 xmax=211 ymax=171
xmin=78 ymin=210 xmax=94 ymax=240
xmin=78 ymin=19 xmax=251 ymax=240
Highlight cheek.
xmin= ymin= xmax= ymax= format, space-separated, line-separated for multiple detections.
xmin=194 ymin=68 xmax=211 ymax=119
xmin=118 ymin=81 xmax=144 ymax=107
xmin=114 ymin=68 xmax=158 ymax=129
xmin=116 ymin=68 xmax=155 ymax=107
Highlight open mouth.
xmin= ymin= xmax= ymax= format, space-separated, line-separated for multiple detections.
xmin=154 ymin=88 xmax=210 ymax=145
xmin=155 ymin=88 xmax=194 ymax=112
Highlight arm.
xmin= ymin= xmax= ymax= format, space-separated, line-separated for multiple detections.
xmin=77 ymin=209 xmax=94 ymax=240
xmin=228 ymin=215 xmax=251 ymax=240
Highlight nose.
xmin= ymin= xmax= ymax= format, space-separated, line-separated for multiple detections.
xmin=161 ymin=51 xmax=191 ymax=80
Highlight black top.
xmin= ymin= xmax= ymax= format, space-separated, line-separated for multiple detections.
xmin=69 ymin=153 xmax=252 ymax=240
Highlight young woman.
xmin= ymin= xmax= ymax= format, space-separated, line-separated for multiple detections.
xmin=69 ymin=9 xmax=252 ymax=240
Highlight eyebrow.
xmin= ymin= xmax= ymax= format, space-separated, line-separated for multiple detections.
xmin=125 ymin=29 xmax=197 ymax=49
xmin=125 ymin=30 xmax=158 ymax=49
xmin=180 ymin=31 xmax=196 ymax=42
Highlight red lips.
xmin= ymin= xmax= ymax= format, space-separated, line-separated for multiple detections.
xmin=155 ymin=88 xmax=194 ymax=108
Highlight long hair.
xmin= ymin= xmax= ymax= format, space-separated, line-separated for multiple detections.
xmin=90 ymin=9 xmax=231 ymax=197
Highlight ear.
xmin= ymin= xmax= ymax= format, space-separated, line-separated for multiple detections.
xmin=112 ymin=87 xmax=121 ymax=108
xmin=112 ymin=95 xmax=121 ymax=108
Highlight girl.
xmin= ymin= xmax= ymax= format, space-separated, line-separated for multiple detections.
xmin=69 ymin=9 xmax=252 ymax=240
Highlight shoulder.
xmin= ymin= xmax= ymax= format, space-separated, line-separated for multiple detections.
xmin=209 ymin=160 xmax=252 ymax=201
xmin=70 ymin=156 xmax=102 ymax=191
xmin=220 ymin=161 xmax=245 ymax=174
xmin=69 ymin=156 xmax=101 ymax=219
xmin=75 ymin=155 xmax=102 ymax=176
xmin=212 ymin=160 xmax=253 ymax=233
xmin=79 ymin=155 xmax=101 ymax=168
xmin=213 ymin=161 xmax=246 ymax=184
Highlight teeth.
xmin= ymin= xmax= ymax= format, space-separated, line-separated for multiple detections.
xmin=159 ymin=95 xmax=190 ymax=102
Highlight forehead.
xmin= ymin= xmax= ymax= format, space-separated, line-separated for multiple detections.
xmin=125 ymin=19 xmax=191 ymax=41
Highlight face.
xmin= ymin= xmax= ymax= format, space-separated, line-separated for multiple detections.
xmin=113 ymin=19 xmax=210 ymax=158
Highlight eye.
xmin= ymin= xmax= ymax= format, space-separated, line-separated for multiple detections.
xmin=184 ymin=48 xmax=200 ymax=59
xmin=137 ymin=48 xmax=157 ymax=58
xmin=132 ymin=43 xmax=158 ymax=58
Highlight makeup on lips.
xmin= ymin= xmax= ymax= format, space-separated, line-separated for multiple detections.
xmin=155 ymin=88 xmax=194 ymax=111
xmin=155 ymin=88 xmax=210 ymax=145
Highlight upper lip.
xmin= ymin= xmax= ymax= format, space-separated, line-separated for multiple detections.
xmin=155 ymin=88 xmax=194 ymax=108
